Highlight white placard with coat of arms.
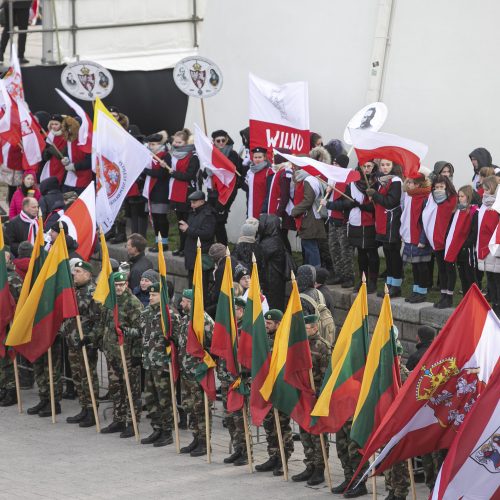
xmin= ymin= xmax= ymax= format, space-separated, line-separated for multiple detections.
xmin=173 ymin=56 xmax=223 ymax=98
xmin=61 ymin=61 xmax=114 ymax=101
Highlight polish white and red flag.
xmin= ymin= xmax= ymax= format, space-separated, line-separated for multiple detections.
xmin=249 ymin=73 xmax=310 ymax=155
xmin=193 ymin=123 xmax=236 ymax=205
xmin=354 ymin=285 xmax=500 ymax=479
xmin=0 ymin=79 xmax=21 ymax=146
xmin=275 ymin=150 xmax=361 ymax=184
xmin=431 ymin=360 xmax=500 ymax=500
xmin=55 ymin=88 xmax=92 ymax=153
xmin=17 ymin=99 xmax=45 ymax=169
xmin=58 ymin=181 xmax=97 ymax=261
xmin=349 ymin=128 xmax=428 ymax=178
xmin=3 ymin=44 xmax=24 ymax=101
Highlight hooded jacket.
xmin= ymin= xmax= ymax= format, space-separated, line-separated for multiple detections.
xmin=469 ymin=147 xmax=492 ymax=173
xmin=39 ymin=176 xmax=65 ymax=220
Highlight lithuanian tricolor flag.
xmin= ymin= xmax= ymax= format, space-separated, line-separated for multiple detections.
xmin=158 ymin=236 xmax=178 ymax=382
xmin=6 ymin=229 xmax=78 ymax=362
xmin=350 ymin=291 xmax=400 ymax=449
xmin=260 ymin=278 xmax=315 ymax=431
xmin=186 ymin=242 xmax=216 ymax=401
xmin=93 ymin=230 xmax=122 ymax=343
xmin=0 ymin=222 xmax=15 ymax=357
xmin=310 ymin=282 xmax=369 ymax=434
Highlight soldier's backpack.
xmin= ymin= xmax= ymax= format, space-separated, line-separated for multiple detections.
xmin=299 ymin=289 xmax=336 ymax=348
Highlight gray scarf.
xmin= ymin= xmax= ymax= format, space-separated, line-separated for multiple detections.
xmin=250 ymin=160 xmax=269 ymax=173
xmin=483 ymin=193 xmax=496 ymax=208
xmin=457 ymin=203 xmax=468 ymax=211
xmin=238 ymin=235 xmax=256 ymax=244
xmin=433 ymin=190 xmax=448 ymax=204
xmin=171 ymin=144 xmax=195 ymax=160
xmin=218 ymin=145 xmax=233 ymax=158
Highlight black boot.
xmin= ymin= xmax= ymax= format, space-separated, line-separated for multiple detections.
xmin=255 ymin=455 xmax=278 ymax=472
xmin=307 ymin=466 xmax=325 ymax=486
xmin=153 ymin=430 xmax=173 ymax=447
xmin=436 ymin=294 xmax=453 ymax=309
xmin=0 ymin=389 xmax=17 ymax=407
xmin=39 ymin=402 xmax=61 ymax=417
xmin=190 ymin=439 xmax=207 ymax=457
xmin=434 ymin=293 xmax=446 ymax=308
xmin=384 ymin=492 xmax=395 ymax=500
xmin=141 ymin=429 xmax=161 ymax=445
xmin=343 ymin=481 xmax=368 ymax=498
xmin=332 ymin=479 xmax=350 ymax=494
xmin=79 ymin=410 xmax=96 ymax=428
xmin=408 ymin=292 xmax=426 ymax=304
xmin=178 ymin=409 xmax=187 ymax=430
xmin=233 ymin=451 xmax=249 ymax=466
xmin=101 ymin=421 xmax=125 ymax=434
xmin=224 ymin=448 xmax=242 ymax=464
xmin=66 ymin=408 xmax=88 ymax=424
xmin=27 ymin=400 xmax=48 ymax=415
xmin=180 ymin=435 xmax=199 ymax=454
xmin=367 ymin=274 xmax=378 ymax=294
xmin=292 ymin=464 xmax=314 ymax=482
xmin=273 ymin=458 xmax=285 ymax=476
xmin=119 ymin=424 xmax=135 ymax=438
xmin=0 ymin=388 xmax=6 ymax=401
xmin=62 ymin=382 xmax=76 ymax=400
xmin=389 ymin=286 xmax=402 ymax=298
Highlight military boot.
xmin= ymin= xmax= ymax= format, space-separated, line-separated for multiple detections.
xmin=273 ymin=458 xmax=286 ymax=476
xmin=255 ymin=455 xmax=278 ymax=472
xmin=190 ymin=439 xmax=208 ymax=457
xmin=27 ymin=399 xmax=48 ymax=415
xmin=0 ymin=388 xmax=6 ymax=402
xmin=180 ymin=435 xmax=199 ymax=454
xmin=119 ymin=425 xmax=135 ymax=438
xmin=343 ymin=482 xmax=368 ymax=498
xmin=331 ymin=479 xmax=350 ymax=494
xmin=233 ymin=451 xmax=249 ymax=466
xmin=223 ymin=448 xmax=242 ymax=464
xmin=141 ymin=429 xmax=161 ymax=445
xmin=39 ymin=402 xmax=61 ymax=417
xmin=0 ymin=389 xmax=17 ymax=407
xmin=292 ymin=464 xmax=314 ymax=482
xmin=153 ymin=431 xmax=173 ymax=447
xmin=79 ymin=410 xmax=96 ymax=428
xmin=66 ymin=408 xmax=88 ymax=424
xmin=307 ymin=466 xmax=325 ymax=486
xmin=101 ymin=421 xmax=125 ymax=434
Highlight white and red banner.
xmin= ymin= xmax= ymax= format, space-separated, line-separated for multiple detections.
xmin=431 ymin=360 xmax=500 ymax=500
xmin=0 ymin=79 xmax=20 ymax=146
xmin=275 ymin=149 xmax=361 ymax=184
xmin=3 ymin=43 xmax=24 ymax=101
xmin=357 ymin=285 xmax=500 ymax=478
xmin=194 ymin=123 xmax=236 ymax=205
xmin=17 ymin=99 xmax=45 ymax=169
xmin=92 ymin=98 xmax=152 ymax=233
xmin=349 ymin=128 xmax=428 ymax=178
xmin=55 ymin=88 xmax=92 ymax=153
xmin=58 ymin=181 xmax=96 ymax=261
xmin=249 ymin=73 xmax=310 ymax=155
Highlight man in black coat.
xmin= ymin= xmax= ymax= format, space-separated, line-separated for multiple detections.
xmin=5 ymin=197 xmax=39 ymax=257
xmin=126 ymin=233 xmax=153 ymax=290
xmin=406 ymin=326 xmax=436 ymax=371
xmin=179 ymin=191 xmax=216 ymax=289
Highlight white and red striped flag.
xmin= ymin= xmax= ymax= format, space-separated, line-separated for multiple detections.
xmin=349 ymin=128 xmax=428 ymax=178
xmin=55 ymin=88 xmax=92 ymax=153
xmin=432 ymin=360 xmax=500 ymax=499
xmin=58 ymin=181 xmax=97 ymax=261
xmin=275 ymin=149 xmax=361 ymax=184
xmin=249 ymin=73 xmax=310 ymax=155
xmin=17 ymin=99 xmax=45 ymax=169
xmin=193 ymin=123 xmax=236 ymax=205
xmin=3 ymin=43 xmax=24 ymax=101
xmin=0 ymin=79 xmax=21 ymax=146
xmin=355 ymin=284 xmax=500 ymax=479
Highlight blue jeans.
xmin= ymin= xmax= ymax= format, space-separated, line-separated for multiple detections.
xmin=301 ymin=239 xmax=321 ymax=267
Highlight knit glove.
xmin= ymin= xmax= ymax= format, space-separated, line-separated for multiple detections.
xmin=65 ymin=163 xmax=76 ymax=172
xmin=61 ymin=157 xmax=70 ymax=166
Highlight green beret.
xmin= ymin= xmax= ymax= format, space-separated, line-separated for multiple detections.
xmin=264 ymin=309 xmax=283 ymax=321
xmin=234 ymin=297 xmax=247 ymax=308
xmin=112 ymin=271 xmax=127 ymax=283
xmin=149 ymin=282 xmax=160 ymax=293
xmin=74 ymin=260 xmax=92 ymax=273
xmin=304 ymin=314 xmax=319 ymax=325
xmin=182 ymin=289 xmax=193 ymax=300
xmin=395 ymin=339 xmax=404 ymax=356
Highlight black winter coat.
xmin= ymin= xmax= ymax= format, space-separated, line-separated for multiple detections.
xmin=406 ymin=340 xmax=433 ymax=371
xmin=184 ymin=202 xmax=217 ymax=271
xmin=4 ymin=215 xmax=33 ymax=257
xmin=128 ymin=252 xmax=154 ymax=290
xmin=371 ymin=179 xmax=402 ymax=244
xmin=232 ymin=241 xmax=263 ymax=276
xmin=39 ymin=176 xmax=65 ymax=221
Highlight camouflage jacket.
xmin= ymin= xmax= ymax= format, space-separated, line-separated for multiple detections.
xmin=7 ymin=271 xmax=23 ymax=302
xmin=95 ymin=288 xmax=143 ymax=359
xmin=400 ymin=363 xmax=410 ymax=385
xmin=175 ymin=312 xmax=214 ymax=381
xmin=216 ymin=322 xmax=243 ymax=383
xmin=308 ymin=332 xmax=331 ymax=392
xmin=60 ymin=280 xmax=99 ymax=348
xmin=137 ymin=302 xmax=181 ymax=371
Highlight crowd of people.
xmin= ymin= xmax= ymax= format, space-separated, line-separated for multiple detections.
xmin=1 ymin=104 xmax=498 ymax=499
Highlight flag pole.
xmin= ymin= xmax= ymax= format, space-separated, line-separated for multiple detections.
xmin=273 ymin=408 xmax=288 ymax=481
xmin=204 ymin=392 xmax=211 ymax=463
xmin=200 ymin=99 xmax=208 ymax=135
xmin=75 ymin=315 xmax=101 ymax=433
xmin=47 ymin=346 xmax=56 ymax=424
xmin=371 ymin=454 xmax=377 ymax=499
xmin=321 ymin=182 xmax=355 ymax=203
xmin=407 ymin=458 xmax=417 ymax=500
xmin=242 ymin=399 xmax=253 ymax=473
xmin=119 ymin=343 xmax=140 ymax=442
xmin=13 ymin=355 xmax=22 ymax=413
xmin=168 ymin=360 xmax=180 ymax=453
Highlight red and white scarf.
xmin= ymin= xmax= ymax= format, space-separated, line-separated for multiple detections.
xmin=422 ymin=193 xmax=457 ymax=250
xmin=168 ymin=153 xmax=193 ymax=203
xmin=400 ymin=190 xmax=429 ymax=245
xmin=63 ymin=142 xmax=91 ymax=188
xmin=349 ymin=183 xmax=374 ymax=227
xmin=476 ymin=205 xmax=499 ymax=260
xmin=444 ymin=206 xmax=477 ymax=262
xmin=19 ymin=210 xmax=37 ymax=243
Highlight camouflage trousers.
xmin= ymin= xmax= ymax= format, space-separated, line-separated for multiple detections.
xmin=262 ymin=408 xmax=294 ymax=460
xmin=144 ymin=368 xmax=173 ymax=432
xmin=107 ymin=355 xmax=141 ymax=424
xmin=0 ymin=354 xmax=15 ymax=391
xmin=220 ymin=381 xmax=250 ymax=453
xmin=328 ymin=223 xmax=354 ymax=281
xmin=422 ymin=450 xmax=447 ymax=490
xmin=384 ymin=460 xmax=410 ymax=497
xmin=299 ymin=427 xmax=329 ymax=468
xmin=336 ymin=419 xmax=369 ymax=482
xmin=182 ymin=377 xmax=211 ymax=439
xmin=33 ymin=336 xmax=63 ymax=401
xmin=67 ymin=344 xmax=99 ymax=409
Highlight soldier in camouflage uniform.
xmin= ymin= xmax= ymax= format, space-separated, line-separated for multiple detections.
xmin=384 ymin=342 xmax=410 ymax=500
xmin=61 ymin=260 xmax=100 ymax=427
xmin=175 ymin=289 xmax=214 ymax=457
xmin=220 ymin=297 xmax=252 ymax=467
xmin=255 ymin=309 xmax=294 ymax=477
xmin=292 ymin=314 xmax=330 ymax=486
xmin=137 ymin=282 xmax=181 ymax=447
xmin=94 ymin=272 xmax=143 ymax=438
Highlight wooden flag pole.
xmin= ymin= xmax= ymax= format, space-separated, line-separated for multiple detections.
xmin=47 ymin=347 xmax=56 ymax=424
xmin=204 ymin=392 xmax=212 ymax=463
xmin=308 ymin=370 xmax=332 ymax=490
xmin=371 ymin=454 xmax=377 ymax=499
xmin=119 ymin=344 xmax=140 ymax=442
xmin=273 ymin=408 xmax=289 ymax=481
xmin=242 ymin=400 xmax=253 ymax=473
xmin=407 ymin=458 xmax=417 ymax=500
xmin=39 ymin=127 xmax=65 ymax=159
xmin=168 ymin=361 xmax=181 ymax=454
xmin=151 ymin=152 xmax=172 ymax=172
xmin=200 ymin=99 xmax=208 ymax=135
xmin=13 ymin=356 xmax=22 ymax=413
xmin=75 ymin=315 xmax=101 ymax=433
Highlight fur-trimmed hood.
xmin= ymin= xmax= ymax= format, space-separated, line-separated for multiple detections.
xmin=309 ymin=145 xmax=331 ymax=165
xmin=62 ymin=116 xmax=80 ymax=142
